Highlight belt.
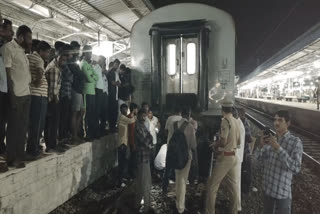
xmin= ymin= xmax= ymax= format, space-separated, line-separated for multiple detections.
xmin=221 ymin=151 xmax=235 ymax=156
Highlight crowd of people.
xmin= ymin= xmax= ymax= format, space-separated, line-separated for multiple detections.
xmin=0 ymin=18 xmax=134 ymax=169
xmin=1 ymin=17 xmax=304 ymax=214
xmin=115 ymin=98 xmax=303 ymax=214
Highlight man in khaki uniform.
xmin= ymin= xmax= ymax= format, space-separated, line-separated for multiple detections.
xmin=205 ymin=101 xmax=240 ymax=214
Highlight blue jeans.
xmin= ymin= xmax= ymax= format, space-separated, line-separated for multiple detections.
xmin=27 ymin=96 xmax=48 ymax=155
xmin=263 ymin=195 xmax=291 ymax=214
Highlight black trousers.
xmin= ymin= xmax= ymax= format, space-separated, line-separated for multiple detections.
xmin=45 ymin=101 xmax=60 ymax=149
xmin=128 ymin=149 xmax=137 ymax=179
xmin=108 ymin=95 xmax=118 ymax=130
xmin=0 ymin=92 xmax=8 ymax=154
xmin=6 ymin=95 xmax=31 ymax=163
xmin=118 ymin=144 xmax=128 ymax=183
xmin=85 ymin=94 xmax=98 ymax=139
xmin=59 ymin=96 xmax=71 ymax=140
xmin=99 ymin=91 xmax=109 ymax=135
xmin=27 ymin=95 xmax=48 ymax=155
xmin=95 ymin=89 xmax=107 ymax=136
xmin=241 ymin=156 xmax=252 ymax=194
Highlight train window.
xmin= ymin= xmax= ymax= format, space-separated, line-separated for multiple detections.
xmin=167 ymin=44 xmax=176 ymax=75
xmin=187 ymin=43 xmax=196 ymax=75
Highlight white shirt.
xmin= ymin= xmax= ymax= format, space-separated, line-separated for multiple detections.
xmin=144 ymin=117 xmax=150 ymax=131
xmin=149 ymin=116 xmax=159 ymax=145
xmin=1 ymin=40 xmax=31 ymax=96
xmin=0 ymin=56 xmax=7 ymax=93
xmin=154 ymin=144 xmax=167 ymax=170
xmin=93 ymin=64 xmax=104 ymax=90
xmin=236 ymin=118 xmax=245 ymax=163
xmin=165 ymin=115 xmax=182 ymax=144
xmin=102 ymin=72 xmax=108 ymax=94
xmin=115 ymin=70 xmax=120 ymax=100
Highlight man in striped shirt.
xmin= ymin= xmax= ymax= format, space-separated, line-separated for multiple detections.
xmin=44 ymin=45 xmax=68 ymax=153
xmin=26 ymin=40 xmax=51 ymax=157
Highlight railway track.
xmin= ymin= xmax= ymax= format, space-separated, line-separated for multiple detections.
xmin=237 ymin=102 xmax=320 ymax=167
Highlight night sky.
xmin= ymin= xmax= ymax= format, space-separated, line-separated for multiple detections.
xmin=150 ymin=0 xmax=320 ymax=78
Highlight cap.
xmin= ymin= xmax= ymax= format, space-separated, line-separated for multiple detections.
xmin=220 ymin=100 xmax=234 ymax=107
xmin=219 ymin=95 xmax=234 ymax=107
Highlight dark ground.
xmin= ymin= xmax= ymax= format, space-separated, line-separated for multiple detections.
xmin=50 ymin=160 xmax=320 ymax=214
xmin=51 ymin=121 xmax=320 ymax=214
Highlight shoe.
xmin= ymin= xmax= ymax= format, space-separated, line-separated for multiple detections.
xmin=84 ymin=136 xmax=94 ymax=142
xmin=15 ymin=161 xmax=26 ymax=168
xmin=9 ymin=161 xmax=26 ymax=168
xmin=144 ymin=208 xmax=155 ymax=214
xmin=0 ymin=161 xmax=8 ymax=173
xmin=24 ymin=153 xmax=38 ymax=161
xmin=45 ymin=147 xmax=65 ymax=154
xmin=169 ymin=180 xmax=175 ymax=184
xmin=121 ymin=182 xmax=126 ymax=187
xmin=70 ymin=136 xmax=85 ymax=144
xmin=252 ymin=187 xmax=258 ymax=192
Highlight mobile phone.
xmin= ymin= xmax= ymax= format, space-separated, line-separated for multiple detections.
xmin=263 ymin=127 xmax=273 ymax=136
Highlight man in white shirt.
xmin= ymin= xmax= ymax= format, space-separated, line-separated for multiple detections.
xmin=162 ymin=106 xmax=182 ymax=193
xmin=0 ymin=18 xmax=13 ymax=155
xmin=142 ymin=102 xmax=151 ymax=131
xmin=148 ymin=108 xmax=160 ymax=175
xmin=94 ymin=55 xmax=107 ymax=137
xmin=233 ymin=108 xmax=245 ymax=212
xmin=107 ymin=59 xmax=121 ymax=132
xmin=165 ymin=107 xmax=183 ymax=144
xmin=2 ymin=25 xmax=32 ymax=168
xmin=100 ymin=57 xmax=109 ymax=136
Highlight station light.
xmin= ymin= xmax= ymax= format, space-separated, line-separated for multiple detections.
xmin=12 ymin=0 xmax=50 ymax=17
xmin=92 ymin=41 xmax=113 ymax=58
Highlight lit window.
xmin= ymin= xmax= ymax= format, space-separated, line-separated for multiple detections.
xmin=167 ymin=44 xmax=176 ymax=75
xmin=187 ymin=43 xmax=196 ymax=75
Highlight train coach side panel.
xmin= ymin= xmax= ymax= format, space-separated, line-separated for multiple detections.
xmin=130 ymin=3 xmax=236 ymax=111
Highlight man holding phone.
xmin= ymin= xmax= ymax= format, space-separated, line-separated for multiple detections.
xmin=258 ymin=110 xmax=303 ymax=214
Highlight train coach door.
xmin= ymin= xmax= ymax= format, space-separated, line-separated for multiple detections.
xmin=163 ymin=38 xmax=181 ymax=94
xmin=181 ymin=37 xmax=199 ymax=94
xmin=149 ymin=20 xmax=209 ymax=112
xmin=162 ymin=36 xmax=199 ymax=110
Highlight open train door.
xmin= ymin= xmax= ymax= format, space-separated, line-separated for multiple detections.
xmin=150 ymin=20 xmax=210 ymax=113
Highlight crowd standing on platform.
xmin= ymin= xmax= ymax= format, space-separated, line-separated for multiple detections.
xmin=0 ymin=17 xmax=135 ymax=169
xmin=0 ymin=16 xmax=304 ymax=214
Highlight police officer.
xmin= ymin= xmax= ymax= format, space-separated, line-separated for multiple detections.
xmin=205 ymin=100 xmax=241 ymax=214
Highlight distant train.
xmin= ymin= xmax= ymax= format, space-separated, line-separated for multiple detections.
xmin=131 ymin=3 xmax=236 ymax=117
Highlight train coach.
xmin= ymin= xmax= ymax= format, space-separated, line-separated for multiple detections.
xmin=130 ymin=3 xmax=236 ymax=119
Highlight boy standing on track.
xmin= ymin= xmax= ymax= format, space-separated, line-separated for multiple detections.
xmin=134 ymin=109 xmax=154 ymax=214
xmin=258 ymin=110 xmax=303 ymax=214
xmin=117 ymin=104 xmax=136 ymax=187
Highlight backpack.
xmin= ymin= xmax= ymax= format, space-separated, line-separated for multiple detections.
xmin=166 ymin=121 xmax=189 ymax=170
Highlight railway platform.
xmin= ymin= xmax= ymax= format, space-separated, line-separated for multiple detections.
xmin=236 ymin=97 xmax=320 ymax=135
